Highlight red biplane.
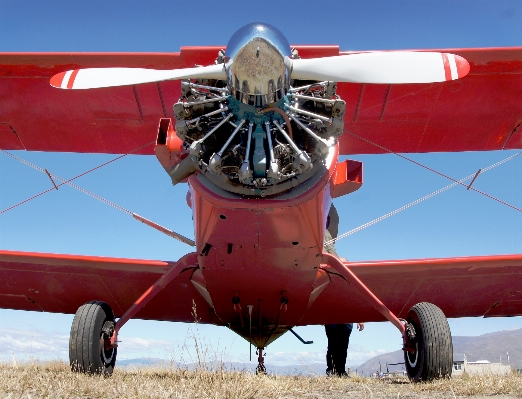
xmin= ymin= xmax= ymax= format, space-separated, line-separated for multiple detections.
xmin=1 ymin=22 xmax=522 ymax=381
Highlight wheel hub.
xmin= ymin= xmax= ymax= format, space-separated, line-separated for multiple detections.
xmin=406 ymin=342 xmax=419 ymax=368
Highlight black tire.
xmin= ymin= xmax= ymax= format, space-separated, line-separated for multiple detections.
xmin=69 ymin=300 xmax=117 ymax=375
xmin=404 ymin=302 xmax=453 ymax=382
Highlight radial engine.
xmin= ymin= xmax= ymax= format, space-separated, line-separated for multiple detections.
xmin=158 ymin=23 xmax=346 ymax=197
xmin=167 ymin=72 xmax=345 ymax=197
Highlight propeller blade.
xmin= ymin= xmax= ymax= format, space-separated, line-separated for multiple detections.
xmin=290 ymin=52 xmax=470 ymax=84
xmin=50 ymin=64 xmax=227 ymax=90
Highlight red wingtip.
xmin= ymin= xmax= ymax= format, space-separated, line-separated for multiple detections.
xmin=50 ymin=71 xmax=65 ymax=88
xmin=455 ymin=55 xmax=470 ymax=79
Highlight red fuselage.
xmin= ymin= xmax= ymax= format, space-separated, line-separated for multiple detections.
xmin=186 ymin=147 xmax=338 ymax=346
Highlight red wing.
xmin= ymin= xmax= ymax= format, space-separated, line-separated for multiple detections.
xmin=2 ymin=47 xmax=520 ymax=155
xmin=299 ymin=254 xmax=522 ymax=325
xmin=338 ymin=47 xmax=522 ymax=154
xmin=0 ymin=250 xmax=218 ymax=324
xmin=0 ymin=48 xmax=221 ymax=154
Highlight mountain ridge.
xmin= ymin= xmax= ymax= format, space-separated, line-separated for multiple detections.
xmin=116 ymin=328 xmax=522 ymax=376
xmin=354 ymin=328 xmax=522 ymax=376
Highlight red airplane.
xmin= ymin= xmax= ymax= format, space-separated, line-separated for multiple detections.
xmin=1 ymin=22 xmax=522 ymax=382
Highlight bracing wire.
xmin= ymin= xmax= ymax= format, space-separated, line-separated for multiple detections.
xmin=347 ymin=132 xmax=522 ymax=212
xmin=326 ymin=150 xmax=521 ymax=245
xmin=0 ymin=141 xmax=154 ymax=215
xmin=1 ymin=142 xmax=196 ymax=246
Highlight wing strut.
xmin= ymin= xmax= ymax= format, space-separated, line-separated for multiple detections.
xmin=132 ymin=213 xmax=195 ymax=246
xmin=109 ymin=252 xmax=199 ymax=347
xmin=322 ymin=253 xmax=413 ymax=352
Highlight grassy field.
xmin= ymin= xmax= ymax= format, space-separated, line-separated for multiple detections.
xmin=1 ymin=361 xmax=522 ymax=399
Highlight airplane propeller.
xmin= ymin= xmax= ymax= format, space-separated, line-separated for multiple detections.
xmin=290 ymin=52 xmax=470 ymax=83
xmin=50 ymin=51 xmax=469 ymax=90
xmin=50 ymin=63 xmax=227 ymax=90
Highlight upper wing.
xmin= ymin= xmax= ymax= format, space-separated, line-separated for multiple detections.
xmin=2 ymin=46 xmax=520 ymax=155
xmin=338 ymin=47 xmax=522 ymax=154
xmin=0 ymin=250 xmax=219 ymax=324
xmin=299 ymin=254 xmax=522 ymax=325
xmin=0 ymin=47 xmax=229 ymax=154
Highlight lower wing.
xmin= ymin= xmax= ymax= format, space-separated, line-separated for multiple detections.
xmin=0 ymin=250 xmax=217 ymax=324
xmin=2 ymin=250 xmax=522 ymax=325
xmin=300 ymin=254 xmax=522 ymax=325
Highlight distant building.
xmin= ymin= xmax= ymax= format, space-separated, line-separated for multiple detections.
xmin=453 ymin=353 xmax=511 ymax=376
xmin=453 ymin=353 xmax=465 ymax=371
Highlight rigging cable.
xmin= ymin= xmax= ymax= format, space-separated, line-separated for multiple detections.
xmin=347 ymin=132 xmax=522 ymax=213
xmin=0 ymin=141 xmax=154 ymax=215
xmin=0 ymin=142 xmax=195 ymax=246
xmin=326 ymin=148 xmax=521 ymax=245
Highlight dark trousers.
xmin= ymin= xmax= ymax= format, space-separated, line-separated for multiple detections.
xmin=325 ymin=324 xmax=352 ymax=375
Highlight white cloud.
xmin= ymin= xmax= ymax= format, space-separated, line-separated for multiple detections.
xmin=117 ymin=337 xmax=179 ymax=360
xmin=266 ymin=350 xmax=324 ymax=366
xmin=346 ymin=344 xmax=388 ymax=365
xmin=0 ymin=328 xmax=68 ymax=361
xmin=240 ymin=344 xmax=388 ymax=367
xmin=0 ymin=327 xmax=390 ymax=368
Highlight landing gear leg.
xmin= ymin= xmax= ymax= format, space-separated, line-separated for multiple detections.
xmin=69 ymin=252 xmax=198 ymax=375
xmin=323 ymin=253 xmax=406 ymax=334
xmin=108 ymin=252 xmax=198 ymax=347
xmin=323 ymin=254 xmax=453 ymax=382
xmin=256 ymin=348 xmax=266 ymax=375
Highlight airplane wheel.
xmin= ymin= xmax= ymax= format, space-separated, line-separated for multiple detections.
xmin=69 ymin=300 xmax=117 ymax=375
xmin=256 ymin=364 xmax=267 ymax=375
xmin=404 ymin=302 xmax=452 ymax=382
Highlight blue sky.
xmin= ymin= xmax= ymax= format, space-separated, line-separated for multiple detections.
xmin=1 ymin=0 xmax=521 ymax=369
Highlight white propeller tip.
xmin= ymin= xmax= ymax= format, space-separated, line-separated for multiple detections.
xmin=50 ymin=70 xmax=78 ymax=89
xmin=442 ymin=54 xmax=470 ymax=81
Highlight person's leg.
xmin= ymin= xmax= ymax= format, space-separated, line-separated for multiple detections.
xmin=325 ymin=325 xmax=334 ymax=375
xmin=327 ymin=325 xmax=346 ymax=375
xmin=333 ymin=327 xmax=351 ymax=376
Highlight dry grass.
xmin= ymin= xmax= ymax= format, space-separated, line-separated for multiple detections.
xmin=2 ymin=361 xmax=522 ymax=399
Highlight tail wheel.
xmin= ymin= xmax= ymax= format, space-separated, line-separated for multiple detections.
xmin=69 ymin=300 xmax=117 ymax=375
xmin=404 ymin=302 xmax=453 ymax=382
xmin=255 ymin=364 xmax=267 ymax=375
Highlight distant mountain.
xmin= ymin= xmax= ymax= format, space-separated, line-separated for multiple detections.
xmin=354 ymin=328 xmax=522 ymax=377
xmin=117 ymin=329 xmax=522 ymax=377
xmin=118 ymin=358 xmax=326 ymax=376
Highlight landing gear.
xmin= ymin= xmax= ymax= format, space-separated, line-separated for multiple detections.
xmin=323 ymin=254 xmax=453 ymax=383
xmin=404 ymin=302 xmax=453 ymax=382
xmin=68 ymin=253 xmax=197 ymax=375
xmin=69 ymin=300 xmax=117 ymax=375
